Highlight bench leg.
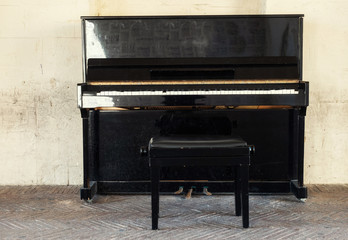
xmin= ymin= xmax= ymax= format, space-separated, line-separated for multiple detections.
xmin=151 ymin=166 xmax=160 ymax=230
xmin=241 ymin=164 xmax=249 ymax=228
xmin=234 ymin=166 xmax=241 ymax=216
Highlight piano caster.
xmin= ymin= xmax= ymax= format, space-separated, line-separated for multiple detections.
xmin=80 ymin=181 xmax=97 ymax=202
xmin=203 ymin=186 xmax=212 ymax=196
xmin=299 ymin=198 xmax=307 ymax=203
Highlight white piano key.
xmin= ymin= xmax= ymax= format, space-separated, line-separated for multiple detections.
xmin=77 ymin=85 xmax=82 ymax=107
xmin=82 ymin=96 xmax=115 ymax=108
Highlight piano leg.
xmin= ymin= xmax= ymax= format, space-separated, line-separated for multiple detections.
xmin=290 ymin=108 xmax=307 ymax=199
xmin=80 ymin=109 xmax=98 ymax=201
xmin=80 ymin=181 xmax=97 ymax=202
xmin=298 ymin=113 xmax=305 ymax=188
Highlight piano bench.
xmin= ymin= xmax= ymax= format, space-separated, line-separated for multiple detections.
xmin=146 ymin=135 xmax=254 ymax=230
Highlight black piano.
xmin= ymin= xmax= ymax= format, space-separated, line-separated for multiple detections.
xmin=78 ymin=15 xmax=308 ymax=200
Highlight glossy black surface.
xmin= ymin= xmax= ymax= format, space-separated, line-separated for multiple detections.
xmin=82 ymin=15 xmax=303 ymax=81
xmin=79 ymin=15 xmax=308 ymax=198
xmin=149 ymin=134 xmax=251 ymax=229
xmin=86 ymin=57 xmax=299 ymax=81
xmin=94 ymin=109 xmax=290 ymax=181
xmin=83 ymin=16 xmax=301 ymax=59
xmin=149 ymin=135 xmax=249 ymax=158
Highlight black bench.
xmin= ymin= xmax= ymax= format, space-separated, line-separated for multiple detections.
xmin=144 ymin=135 xmax=254 ymax=230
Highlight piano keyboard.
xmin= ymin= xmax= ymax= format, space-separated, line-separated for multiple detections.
xmin=95 ymin=89 xmax=299 ymax=96
xmin=78 ymin=81 xmax=308 ymax=109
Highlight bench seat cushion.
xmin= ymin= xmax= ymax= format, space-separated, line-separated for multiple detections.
xmin=149 ymin=135 xmax=249 ymax=158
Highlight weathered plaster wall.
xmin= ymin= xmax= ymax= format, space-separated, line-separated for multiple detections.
xmin=0 ymin=0 xmax=89 ymax=184
xmin=265 ymin=0 xmax=348 ymax=184
xmin=0 ymin=0 xmax=347 ymax=184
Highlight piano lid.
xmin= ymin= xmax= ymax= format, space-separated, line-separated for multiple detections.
xmin=82 ymin=15 xmax=302 ymax=59
xmin=81 ymin=15 xmax=303 ymax=82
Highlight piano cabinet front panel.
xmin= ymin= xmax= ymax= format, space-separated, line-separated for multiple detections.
xmin=91 ymin=109 xmax=292 ymax=183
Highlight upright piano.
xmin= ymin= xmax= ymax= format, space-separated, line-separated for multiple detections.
xmin=78 ymin=15 xmax=309 ymax=200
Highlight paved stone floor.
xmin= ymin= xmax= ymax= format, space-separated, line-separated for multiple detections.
xmin=0 ymin=185 xmax=347 ymax=239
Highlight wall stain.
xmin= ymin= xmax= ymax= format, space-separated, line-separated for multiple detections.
xmin=12 ymin=88 xmax=19 ymax=104
xmin=50 ymin=78 xmax=57 ymax=88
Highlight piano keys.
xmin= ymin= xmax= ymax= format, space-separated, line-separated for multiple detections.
xmin=79 ymin=81 xmax=307 ymax=108
xmin=78 ymin=15 xmax=308 ymax=200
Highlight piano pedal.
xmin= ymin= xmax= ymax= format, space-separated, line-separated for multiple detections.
xmin=203 ymin=186 xmax=212 ymax=196
xmin=174 ymin=186 xmax=184 ymax=195
xmin=185 ymin=186 xmax=196 ymax=199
